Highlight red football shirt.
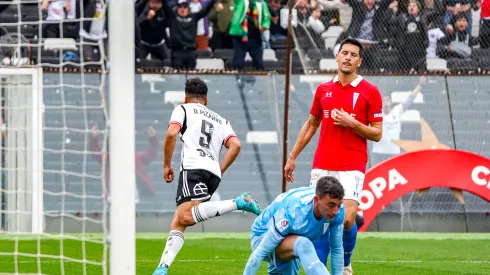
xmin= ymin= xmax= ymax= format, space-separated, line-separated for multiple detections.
xmin=310 ymin=75 xmax=383 ymax=173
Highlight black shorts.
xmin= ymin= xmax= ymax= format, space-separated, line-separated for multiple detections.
xmin=176 ymin=169 xmax=221 ymax=206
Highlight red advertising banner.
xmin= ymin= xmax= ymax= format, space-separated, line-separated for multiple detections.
xmin=358 ymin=149 xmax=490 ymax=232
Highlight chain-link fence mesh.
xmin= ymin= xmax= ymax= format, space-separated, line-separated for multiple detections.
xmin=0 ymin=0 xmax=489 ymax=234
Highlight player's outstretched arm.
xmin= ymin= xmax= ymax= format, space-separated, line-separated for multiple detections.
xmin=220 ymin=136 xmax=241 ymax=176
xmin=329 ymin=218 xmax=345 ymax=275
xmin=243 ymin=227 xmax=285 ymax=275
xmin=402 ymin=76 xmax=426 ymax=111
xmin=163 ymin=124 xmax=180 ymax=183
xmin=284 ymin=115 xmax=321 ymax=181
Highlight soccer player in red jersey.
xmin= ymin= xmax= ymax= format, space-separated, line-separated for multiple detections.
xmin=284 ymin=38 xmax=383 ymax=275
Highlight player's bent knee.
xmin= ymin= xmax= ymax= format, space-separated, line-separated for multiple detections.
xmin=344 ymin=218 xmax=355 ymax=230
xmin=293 ymin=236 xmax=315 ymax=257
xmin=177 ymin=211 xmax=196 ymax=226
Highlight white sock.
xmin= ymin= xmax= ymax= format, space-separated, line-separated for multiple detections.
xmin=191 ymin=200 xmax=237 ymax=223
xmin=158 ymin=230 xmax=184 ymax=268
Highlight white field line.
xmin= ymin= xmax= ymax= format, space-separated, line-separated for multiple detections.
xmin=0 ymin=259 xmax=488 ymax=264
xmin=2 ymin=232 xmax=490 ymax=241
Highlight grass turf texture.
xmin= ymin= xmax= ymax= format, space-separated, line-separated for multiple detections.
xmin=0 ymin=233 xmax=489 ymax=275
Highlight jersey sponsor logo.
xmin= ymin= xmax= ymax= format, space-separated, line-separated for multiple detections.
xmin=276 ymin=219 xmax=289 ymax=232
xmin=296 ymin=220 xmax=308 ymax=230
xmin=193 ymin=182 xmax=208 ymax=196
xmin=324 ymin=109 xmax=356 ymax=119
xmin=325 ymin=92 xmax=332 ymax=97
xmin=373 ymin=110 xmax=383 ymax=118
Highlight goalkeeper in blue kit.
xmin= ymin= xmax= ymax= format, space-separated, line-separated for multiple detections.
xmin=243 ymin=176 xmax=345 ymax=275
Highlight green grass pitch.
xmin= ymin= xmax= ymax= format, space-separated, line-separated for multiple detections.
xmin=1 ymin=232 xmax=489 ymax=274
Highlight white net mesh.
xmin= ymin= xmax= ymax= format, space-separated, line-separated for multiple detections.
xmin=0 ymin=0 xmax=109 ymax=274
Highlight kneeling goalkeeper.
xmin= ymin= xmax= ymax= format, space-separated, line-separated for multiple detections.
xmin=243 ymin=176 xmax=345 ymax=275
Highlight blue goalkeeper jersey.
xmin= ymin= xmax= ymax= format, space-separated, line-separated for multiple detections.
xmin=251 ymin=186 xmax=344 ymax=239
xmin=245 ymin=187 xmax=345 ymax=275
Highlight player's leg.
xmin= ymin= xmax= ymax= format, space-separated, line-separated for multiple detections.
xmin=274 ymin=235 xmax=330 ymax=275
xmin=154 ymin=170 xmax=260 ymax=275
xmin=338 ymin=171 xmax=365 ymax=275
xmin=189 ymin=170 xmax=261 ymax=223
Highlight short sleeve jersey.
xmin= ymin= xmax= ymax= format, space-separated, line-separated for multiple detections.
xmin=168 ymin=103 xmax=236 ymax=178
xmin=310 ymin=75 xmax=383 ymax=173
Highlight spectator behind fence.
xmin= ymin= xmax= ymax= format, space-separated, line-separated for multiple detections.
xmin=189 ymin=0 xmax=211 ymax=50
xmin=308 ymin=6 xmax=337 ymax=48
xmin=471 ymin=0 xmax=481 ymax=37
xmin=208 ymin=0 xmax=234 ymax=49
xmin=316 ymin=0 xmax=353 ymax=31
xmin=421 ymin=0 xmax=445 ymax=23
xmin=290 ymin=1 xmax=312 ymax=50
xmin=229 ymin=0 xmax=271 ymax=70
xmin=137 ymin=0 xmax=171 ymax=61
xmin=41 ymin=0 xmax=76 ymax=38
xmin=443 ymin=0 xmax=472 ymax=33
xmin=395 ymin=0 xmax=428 ymax=72
xmin=481 ymin=0 xmax=490 ymax=48
xmin=161 ymin=0 xmax=217 ymax=69
xmin=268 ymin=0 xmax=287 ymax=40
xmin=343 ymin=0 xmax=396 ymax=70
xmin=426 ymin=13 xmax=446 ymax=58
xmin=438 ymin=12 xmax=479 ymax=58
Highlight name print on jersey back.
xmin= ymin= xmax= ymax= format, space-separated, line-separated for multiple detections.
xmin=169 ymin=103 xmax=237 ymax=178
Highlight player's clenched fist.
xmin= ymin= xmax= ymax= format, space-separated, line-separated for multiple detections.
xmin=164 ymin=166 xmax=174 ymax=183
xmin=284 ymin=158 xmax=296 ymax=182
xmin=332 ymin=108 xmax=357 ymax=128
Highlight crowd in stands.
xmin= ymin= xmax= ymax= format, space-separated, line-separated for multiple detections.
xmin=0 ymin=0 xmax=489 ymax=71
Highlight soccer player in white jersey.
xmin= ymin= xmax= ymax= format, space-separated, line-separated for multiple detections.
xmin=371 ymin=76 xmax=426 ymax=165
xmin=244 ymin=176 xmax=345 ymax=275
xmin=153 ymin=78 xmax=262 ymax=275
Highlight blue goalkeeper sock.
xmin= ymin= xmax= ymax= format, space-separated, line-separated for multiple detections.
xmin=312 ymin=231 xmax=330 ymax=265
xmin=343 ymin=223 xmax=357 ymax=267
xmin=294 ymin=236 xmax=329 ymax=275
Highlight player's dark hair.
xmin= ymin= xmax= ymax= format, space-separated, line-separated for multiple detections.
xmin=316 ymin=176 xmax=345 ymax=200
xmin=339 ymin=38 xmax=363 ymax=58
xmin=185 ymin=77 xmax=208 ymax=98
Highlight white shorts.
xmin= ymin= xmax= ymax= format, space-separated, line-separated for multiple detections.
xmin=309 ymin=169 xmax=365 ymax=204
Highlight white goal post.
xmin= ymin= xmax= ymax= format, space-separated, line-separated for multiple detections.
xmin=108 ymin=0 xmax=136 ymax=274
xmin=0 ymin=67 xmax=44 ymax=234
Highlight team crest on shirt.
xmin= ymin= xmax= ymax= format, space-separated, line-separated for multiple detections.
xmin=276 ymin=219 xmax=289 ymax=232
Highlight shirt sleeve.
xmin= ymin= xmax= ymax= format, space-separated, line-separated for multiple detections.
xmin=329 ymin=217 xmax=345 ymax=275
xmin=392 ymin=103 xmax=405 ymax=119
xmin=168 ymin=105 xmax=185 ymax=130
xmin=243 ymin=209 xmax=291 ymax=275
xmin=310 ymin=85 xmax=323 ymax=118
xmin=223 ymin=121 xmax=237 ymax=145
xmin=368 ymin=87 xmax=383 ymax=123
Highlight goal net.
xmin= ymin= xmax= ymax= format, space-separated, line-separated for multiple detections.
xmin=0 ymin=0 xmax=131 ymax=273
xmin=285 ymin=0 xmax=490 ymax=232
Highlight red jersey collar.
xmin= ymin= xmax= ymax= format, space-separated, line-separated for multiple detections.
xmin=332 ymin=75 xmax=363 ymax=87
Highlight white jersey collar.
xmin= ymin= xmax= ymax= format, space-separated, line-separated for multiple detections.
xmin=332 ymin=75 xmax=363 ymax=87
